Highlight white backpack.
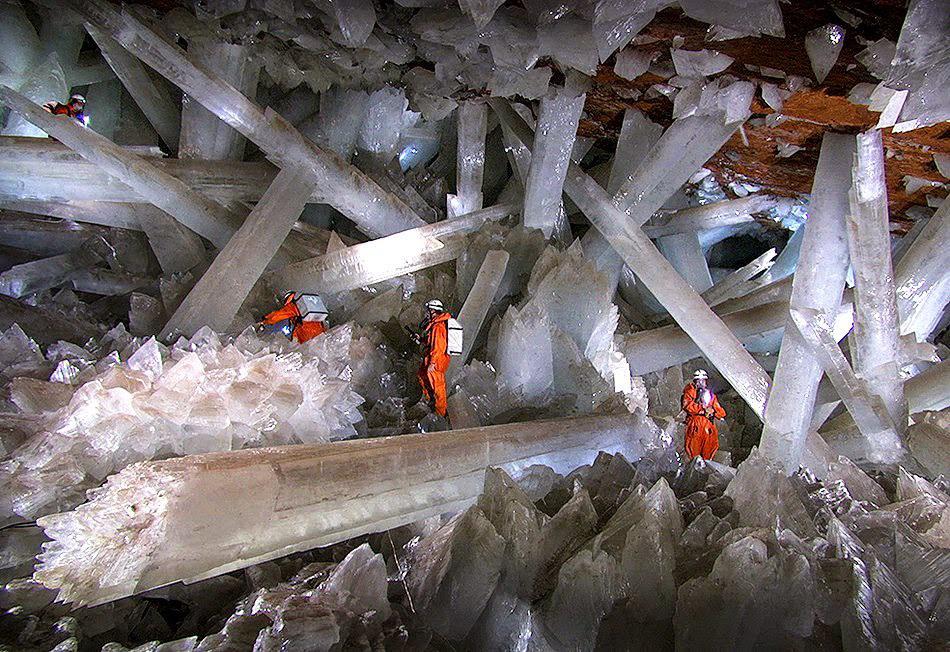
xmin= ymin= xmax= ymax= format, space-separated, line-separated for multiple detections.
xmin=446 ymin=317 xmax=464 ymax=356
xmin=295 ymin=293 xmax=328 ymax=322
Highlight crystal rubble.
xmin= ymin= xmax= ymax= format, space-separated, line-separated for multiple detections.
xmin=0 ymin=323 xmax=376 ymax=523
xmin=161 ymin=168 xmax=313 ymax=340
xmin=75 ymin=1 xmax=428 ymax=240
xmin=0 ymin=86 xmax=242 ymax=249
xmin=894 ymin=200 xmax=949 ymax=341
xmin=758 ymin=133 xmax=856 ymax=474
xmin=445 ymin=249 xmax=508 ymax=385
xmin=84 ymin=25 xmax=181 ymax=152
xmin=846 ymin=130 xmax=908 ymax=433
xmin=33 ymin=413 xmax=655 ymax=607
xmin=490 ymin=99 xmax=772 ymax=419
xmin=178 ymin=40 xmax=259 ymax=162
xmin=269 ymin=203 xmax=516 ymax=296
xmin=447 ymin=100 xmax=487 ymax=218
xmin=521 ymin=85 xmax=585 ymax=239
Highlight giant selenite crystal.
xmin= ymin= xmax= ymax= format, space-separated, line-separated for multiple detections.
xmin=490 ymin=98 xmax=772 ymax=418
xmin=758 ymin=133 xmax=856 ymax=473
xmin=33 ymin=413 xmax=653 ymax=606
xmin=521 ymin=85 xmax=586 ymax=238
xmin=161 ymin=168 xmax=314 ymax=339
xmin=447 ymin=101 xmax=487 ymax=218
xmin=846 ymin=129 xmax=907 ymax=432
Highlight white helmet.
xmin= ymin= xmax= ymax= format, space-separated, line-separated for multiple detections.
xmin=693 ymin=369 xmax=708 ymax=380
xmin=425 ymin=299 xmax=444 ymax=312
xmin=69 ymin=94 xmax=86 ymax=104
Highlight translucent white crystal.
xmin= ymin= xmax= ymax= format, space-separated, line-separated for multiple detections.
xmin=679 ymin=0 xmax=785 ymax=38
xmin=857 ymin=38 xmax=896 ymax=80
xmin=447 ymin=101 xmax=487 ymax=217
xmin=614 ymin=48 xmax=654 ymax=80
xmin=671 ymin=48 xmax=735 ymax=78
xmin=593 ymin=1 xmax=662 ymax=61
xmin=804 ymin=23 xmax=846 ymax=83
xmin=538 ymin=15 xmax=599 ymax=75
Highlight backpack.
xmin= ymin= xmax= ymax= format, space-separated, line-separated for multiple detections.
xmin=295 ymin=294 xmax=328 ymax=322
xmin=446 ymin=318 xmax=464 ymax=356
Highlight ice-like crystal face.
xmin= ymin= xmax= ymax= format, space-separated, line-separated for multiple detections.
xmin=804 ymin=23 xmax=846 ymax=84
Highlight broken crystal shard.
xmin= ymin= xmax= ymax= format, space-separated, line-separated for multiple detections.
xmin=614 ymin=48 xmax=654 ymax=81
xmin=671 ymin=48 xmax=735 ymax=78
xmin=490 ymin=99 xmax=771 ymax=418
xmin=85 ymin=24 xmax=180 ymax=151
xmin=522 ymin=86 xmax=585 ymax=238
xmin=407 ymin=506 xmax=504 ymax=641
xmin=759 ymin=133 xmax=855 ymax=473
xmin=0 ymin=85 xmax=242 ymax=249
xmin=446 ymin=249 xmax=508 ymax=383
xmin=804 ymin=24 xmax=846 ymax=84
xmin=34 ymin=413 xmax=654 ymax=606
xmin=447 ymin=101 xmax=487 ymax=217
xmin=270 ymin=203 xmax=516 ymax=296
xmin=76 ymin=1 xmax=426 ymax=239
xmin=179 ymin=41 xmax=258 ymax=161
xmin=846 ymin=129 xmax=907 ymax=431
xmin=161 ymin=167 xmax=313 ymax=339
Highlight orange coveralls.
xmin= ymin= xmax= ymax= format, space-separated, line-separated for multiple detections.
xmin=681 ymin=383 xmax=726 ymax=460
xmin=418 ymin=312 xmax=451 ymax=416
xmin=260 ymin=295 xmax=326 ymax=344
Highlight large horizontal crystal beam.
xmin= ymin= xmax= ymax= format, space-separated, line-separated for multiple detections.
xmin=85 ymin=24 xmax=181 ymax=151
xmin=161 ymin=168 xmax=313 ymax=339
xmin=447 ymin=249 xmax=509 ymax=384
xmin=34 ymin=412 xmax=654 ymax=607
xmin=0 ymin=295 xmax=100 ymax=345
xmin=0 ymin=249 xmax=99 ymax=298
xmin=846 ymin=129 xmax=907 ymax=430
xmin=490 ymin=99 xmax=772 ymax=418
xmin=645 ymin=195 xmax=774 ymax=238
xmin=0 ymin=137 xmax=283 ymax=205
xmin=74 ymin=0 xmax=426 ymax=238
xmin=0 ymin=86 xmax=241 ymax=248
xmin=269 ymin=203 xmax=516 ymax=295
xmin=894 ymin=199 xmax=949 ymax=340
xmin=758 ymin=133 xmax=855 ymax=473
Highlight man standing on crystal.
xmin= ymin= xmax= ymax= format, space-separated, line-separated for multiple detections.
xmin=415 ymin=299 xmax=452 ymax=417
xmin=682 ymin=369 xmax=726 ymax=460
xmin=43 ymin=94 xmax=89 ymax=127
xmin=258 ymin=292 xmax=327 ymax=344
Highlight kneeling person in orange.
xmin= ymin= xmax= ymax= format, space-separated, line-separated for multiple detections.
xmin=417 ymin=299 xmax=453 ymax=417
xmin=259 ymin=292 xmax=327 ymax=344
xmin=682 ymin=369 xmax=726 ymax=460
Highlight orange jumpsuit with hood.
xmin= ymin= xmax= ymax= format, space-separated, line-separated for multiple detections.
xmin=682 ymin=383 xmax=726 ymax=460
xmin=260 ymin=294 xmax=326 ymax=344
xmin=418 ymin=312 xmax=451 ymax=416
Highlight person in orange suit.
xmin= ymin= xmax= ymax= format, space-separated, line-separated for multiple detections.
xmin=259 ymin=292 xmax=326 ymax=344
xmin=43 ymin=94 xmax=88 ymax=126
xmin=682 ymin=369 xmax=726 ymax=460
xmin=416 ymin=299 xmax=452 ymax=417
